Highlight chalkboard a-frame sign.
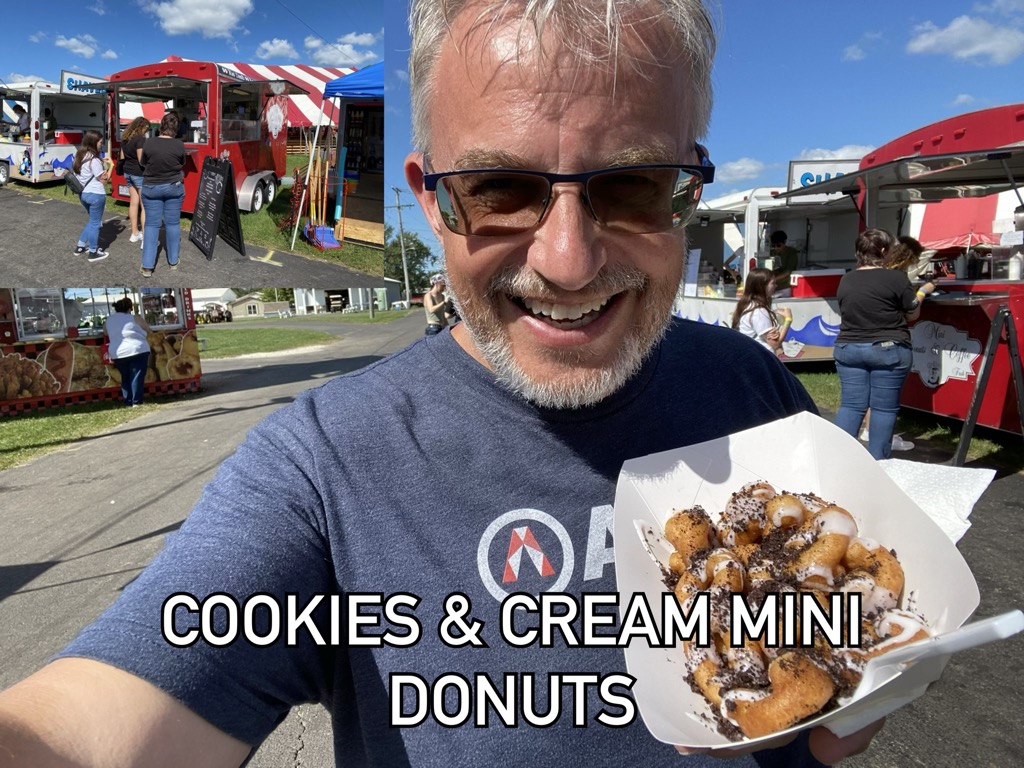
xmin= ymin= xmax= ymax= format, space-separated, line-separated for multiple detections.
xmin=188 ymin=157 xmax=247 ymax=260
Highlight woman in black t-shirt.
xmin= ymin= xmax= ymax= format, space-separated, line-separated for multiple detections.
xmin=120 ymin=117 xmax=151 ymax=245
xmin=139 ymin=112 xmax=187 ymax=278
xmin=832 ymin=229 xmax=927 ymax=460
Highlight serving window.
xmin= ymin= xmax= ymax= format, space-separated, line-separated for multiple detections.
xmin=9 ymin=288 xmax=186 ymax=342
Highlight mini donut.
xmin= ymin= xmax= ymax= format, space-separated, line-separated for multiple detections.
xmin=840 ymin=538 xmax=904 ymax=615
xmin=784 ymin=506 xmax=858 ymax=588
xmin=717 ymin=482 xmax=775 ymax=547
xmin=665 ymin=506 xmax=715 ymax=574
xmin=763 ymin=493 xmax=809 ymax=535
xmin=720 ymin=652 xmax=835 ymax=739
xmin=856 ymin=609 xmax=932 ymax=659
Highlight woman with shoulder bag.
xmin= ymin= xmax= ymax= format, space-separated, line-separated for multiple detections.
xmin=71 ymin=130 xmax=111 ymax=263
xmin=140 ymin=112 xmax=187 ymax=277
xmin=731 ymin=267 xmax=792 ymax=356
xmin=120 ymin=117 xmax=150 ymax=245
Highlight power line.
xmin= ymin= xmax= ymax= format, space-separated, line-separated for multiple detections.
xmin=271 ymin=0 xmax=370 ymax=65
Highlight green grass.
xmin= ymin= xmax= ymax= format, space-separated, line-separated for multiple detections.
xmin=7 ymin=155 xmax=383 ymax=274
xmin=793 ymin=365 xmax=1024 ymax=474
xmin=196 ymin=326 xmax=338 ymax=358
xmin=0 ymin=401 xmax=164 ymax=471
xmin=230 ymin=309 xmax=415 ymax=325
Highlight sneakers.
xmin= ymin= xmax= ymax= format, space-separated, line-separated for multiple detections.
xmin=129 ymin=232 xmax=143 ymax=243
xmin=74 ymin=245 xmax=87 ymax=255
xmin=891 ymin=435 xmax=916 ymax=451
xmin=87 ymin=248 xmax=109 ymax=262
xmin=140 ymin=267 xmax=154 ymax=278
xmin=169 ymin=260 xmax=179 ymax=271
xmin=860 ymin=429 xmax=915 ymax=451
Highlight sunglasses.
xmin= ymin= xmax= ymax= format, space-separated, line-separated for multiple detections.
xmin=422 ymin=147 xmax=715 ymax=238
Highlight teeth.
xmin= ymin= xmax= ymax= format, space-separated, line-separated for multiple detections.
xmin=522 ymin=296 xmax=611 ymax=321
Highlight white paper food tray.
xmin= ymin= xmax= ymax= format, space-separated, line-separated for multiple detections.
xmin=613 ymin=411 xmax=980 ymax=749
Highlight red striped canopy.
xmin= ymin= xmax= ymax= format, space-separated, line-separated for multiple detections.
xmin=123 ymin=57 xmax=357 ymax=127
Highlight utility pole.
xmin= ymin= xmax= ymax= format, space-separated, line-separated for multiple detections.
xmin=390 ymin=187 xmax=414 ymax=309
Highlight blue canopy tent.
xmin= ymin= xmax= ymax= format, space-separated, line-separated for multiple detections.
xmin=292 ymin=62 xmax=385 ymax=249
xmin=323 ymin=61 xmax=384 ymax=100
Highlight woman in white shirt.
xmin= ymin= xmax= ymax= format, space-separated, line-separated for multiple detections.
xmin=104 ymin=297 xmax=152 ymax=406
xmin=731 ymin=267 xmax=792 ymax=356
xmin=72 ymin=130 xmax=111 ymax=262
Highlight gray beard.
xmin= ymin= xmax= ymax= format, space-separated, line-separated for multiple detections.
xmin=447 ymin=263 xmax=675 ymax=409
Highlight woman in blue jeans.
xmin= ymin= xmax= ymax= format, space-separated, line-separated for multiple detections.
xmin=833 ymin=228 xmax=925 ymax=459
xmin=140 ymin=112 xmax=187 ymax=277
xmin=104 ymin=297 xmax=152 ymax=406
xmin=71 ymin=130 xmax=110 ymax=262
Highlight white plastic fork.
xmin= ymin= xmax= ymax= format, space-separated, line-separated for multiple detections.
xmin=852 ymin=609 xmax=1024 ymax=698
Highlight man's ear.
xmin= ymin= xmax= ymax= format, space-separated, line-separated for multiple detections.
xmin=405 ymin=152 xmax=446 ymax=240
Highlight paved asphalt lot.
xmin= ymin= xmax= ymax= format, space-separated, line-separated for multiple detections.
xmin=0 ymin=313 xmax=1021 ymax=767
xmin=0 ymin=183 xmax=383 ymax=289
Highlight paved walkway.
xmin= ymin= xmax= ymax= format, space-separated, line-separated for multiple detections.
xmin=0 ymin=184 xmax=384 ymax=288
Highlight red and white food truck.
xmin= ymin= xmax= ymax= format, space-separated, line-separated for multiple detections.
xmin=782 ymin=104 xmax=1024 ymax=436
xmin=0 ymin=287 xmax=201 ymax=416
xmin=99 ymin=60 xmax=307 ymax=213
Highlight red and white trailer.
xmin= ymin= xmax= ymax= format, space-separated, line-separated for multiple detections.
xmin=100 ymin=60 xmax=307 ymax=214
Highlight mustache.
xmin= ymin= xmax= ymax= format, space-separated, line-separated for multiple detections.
xmin=482 ymin=263 xmax=650 ymax=301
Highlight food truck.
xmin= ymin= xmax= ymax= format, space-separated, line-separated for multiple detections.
xmin=782 ymin=103 xmax=1024 ymax=436
xmin=675 ymin=158 xmax=901 ymax=361
xmin=99 ymin=60 xmax=307 ymax=213
xmin=0 ymin=287 xmax=201 ymax=416
xmin=0 ymin=79 xmax=107 ymax=187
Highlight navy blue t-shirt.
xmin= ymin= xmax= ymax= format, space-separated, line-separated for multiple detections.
xmin=60 ymin=319 xmax=820 ymax=767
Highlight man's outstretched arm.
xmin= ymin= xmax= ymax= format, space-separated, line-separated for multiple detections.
xmin=0 ymin=658 xmax=251 ymax=768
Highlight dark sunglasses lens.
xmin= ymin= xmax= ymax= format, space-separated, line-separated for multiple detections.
xmin=437 ymin=172 xmax=549 ymax=236
xmin=587 ymin=168 xmax=703 ymax=233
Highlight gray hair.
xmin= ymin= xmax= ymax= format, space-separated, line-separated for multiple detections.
xmin=408 ymin=0 xmax=718 ymax=153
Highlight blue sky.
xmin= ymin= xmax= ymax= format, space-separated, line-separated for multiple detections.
xmin=383 ymin=0 xmax=1024 ymax=257
xmin=3 ymin=0 xmax=384 ymax=81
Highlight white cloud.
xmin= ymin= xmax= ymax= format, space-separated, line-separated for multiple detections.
xmin=29 ymin=32 xmax=45 ymax=43
xmin=101 ymin=49 xmax=118 ymax=60
xmin=255 ymin=38 xmax=298 ymax=60
xmin=907 ymin=16 xmax=1024 ymax=65
xmin=339 ymin=30 xmax=382 ymax=47
xmin=143 ymin=0 xmax=253 ymax=39
xmin=55 ymin=34 xmax=99 ymax=59
xmin=717 ymin=157 xmax=765 ymax=185
xmin=303 ymin=36 xmax=380 ymax=67
xmin=8 ymin=72 xmax=46 ymax=83
xmin=394 ymin=69 xmax=409 ymax=83
xmin=843 ymin=45 xmax=866 ymax=62
xmin=973 ymin=0 xmax=1024 ymax=14
xmin=952 ymin=93 xmax=977 ymax=107
xmin=88 ymin=1 xmax=106 ymax=15
xmin=798 ymin=145 xmax=875 ymax=161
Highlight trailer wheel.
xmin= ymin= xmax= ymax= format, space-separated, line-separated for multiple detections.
xmin=0 ymin=161 xmax=9 ymax=186
xmin=250 ymin=182 xmax=266 ymax=213
xmin=265 ymin=178 xmax=276 ymax=205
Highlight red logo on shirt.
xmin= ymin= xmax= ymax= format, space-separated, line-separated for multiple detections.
xmin=502 ymin=526 xmax=555 ymax=583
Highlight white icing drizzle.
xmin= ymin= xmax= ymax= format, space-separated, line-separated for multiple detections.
xmin=814 ymin=508 xmax=859 ymax=538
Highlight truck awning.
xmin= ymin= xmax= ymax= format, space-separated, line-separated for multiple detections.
xmin=778 ymin=146 xmax=1024 ymax=204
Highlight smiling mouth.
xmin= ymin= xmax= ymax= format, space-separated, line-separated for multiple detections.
xmin=516 ymin=294 xmax=618 ymax=330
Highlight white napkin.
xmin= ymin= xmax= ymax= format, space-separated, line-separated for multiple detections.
xmin=879 ymin=459 xmax=995 ymax=543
